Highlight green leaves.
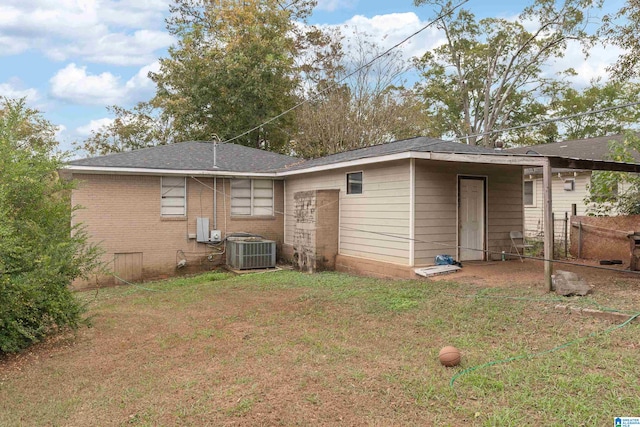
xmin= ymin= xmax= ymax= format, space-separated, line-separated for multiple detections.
xmin=0 ymin=98 xmax=102 ymax=353
xmin=586 ymin=132 xmax=640 ymax=215
xmin=548 ymin=81 xmax=640 ymax=140
xmin=413 ymin=0 xmax=601 ymax=147
xmin=148 ymin=0 xmax=305 ymax=152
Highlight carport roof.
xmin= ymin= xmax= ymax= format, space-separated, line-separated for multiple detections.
xmin=507 ymin=133 xmax=640 ymax=162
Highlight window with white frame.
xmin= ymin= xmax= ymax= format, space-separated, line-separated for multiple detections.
xmin=524 ymin=180 xmax=535 ymax=206
xmin=231 ymin=179 xmax=274 ymax=216
xmin=346 ymin=171 xmax=363 ymax=195
xmin=161 ymin=176 xmax=186 ymax=216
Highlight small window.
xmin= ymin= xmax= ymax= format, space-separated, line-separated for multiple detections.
xmin=347 ymin=172 xmax=363 ymax=195
xmin=563 ymin=179 xmax=575 ymax=191
xmin=161 ymin=176 xmax=186 ymax=216
xmin=231 ymin=179 xmax=274 ymax=216
xmin=524 ymin=180 xmax=534 ymax=206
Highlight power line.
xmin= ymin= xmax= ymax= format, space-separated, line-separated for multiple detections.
xmin=222 ymin=0 xmax=469 ymax=145
xmin=452 ymin=100 xmax=640 ymax=143
xmin=216 ymin=0 xmax=640 ymax=150
xmin=189 ymin=176 xmax=640 ymax=277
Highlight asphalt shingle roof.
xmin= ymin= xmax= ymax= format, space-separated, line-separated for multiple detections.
xmin=69 ymin=137 xmax=504 ymax=174
xmin=69 ymin=141 xmax=300 ymax=173
xmin=282 ymin=136 xmax=498 ymax=171
xmin=506 ymin=134 xmax=640 ymax=162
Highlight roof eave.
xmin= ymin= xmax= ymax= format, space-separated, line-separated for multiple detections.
xmin=64 ymin=165 xmax=281 ymax=178
xmin=64 ymin=152 xmax=640 ymax=178
xmin=277 ymin=151 xmax=550 ymax=176
xmin=549 ymin=156 xmax=640 ymax=173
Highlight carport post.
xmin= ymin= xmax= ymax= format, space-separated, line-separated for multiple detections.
xmin=543 ymin=159 xmax=553 ymax=291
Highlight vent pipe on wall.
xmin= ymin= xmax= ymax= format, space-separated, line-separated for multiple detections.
xmin=214 ymin=177 xmax=217 ymax=230
xmin=212 ymin=136 xmax=219 ymax=230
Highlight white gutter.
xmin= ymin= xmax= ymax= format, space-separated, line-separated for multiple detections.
xmin=65 ymin=152 xmax=550 ymax=178
xmin=66 ymin=165 xmax=279 ymax=178
xmin=276 ymin=151 xmax=430 ymax=176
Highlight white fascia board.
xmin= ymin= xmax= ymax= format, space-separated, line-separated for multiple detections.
xmin=65 ymin=151 xmax=545 ymax=178
xmin=65 ymin=165 xmax=278 ymax=178
xmin=429 ymin=152 xmax=548 ymax=166
xmin=276 ymin=151 xmax=431 ymax=177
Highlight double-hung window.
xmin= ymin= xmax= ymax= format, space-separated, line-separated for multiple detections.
xmin=161 ymin=176 xmax=186 ymax=216
xmin=231 ymin=179 xmax=274 ymax=216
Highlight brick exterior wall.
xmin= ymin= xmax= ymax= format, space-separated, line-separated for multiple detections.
xmin=72 ymin=174 xmax=284 ymax=288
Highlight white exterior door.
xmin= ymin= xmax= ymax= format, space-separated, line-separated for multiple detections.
xmin=459 ymin=178 xmax=485 ymax=261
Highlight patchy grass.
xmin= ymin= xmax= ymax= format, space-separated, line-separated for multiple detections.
xmin=1 ymin=270 xmax=639 ymax=426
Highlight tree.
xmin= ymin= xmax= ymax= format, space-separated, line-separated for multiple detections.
xmin=76 ymin=103 xmax=175 ymax=156
xmin=148 ymin=0 xmax=319 ymax=152
xmin=601 ymin=0 xmax=640 ymax=81
xmin=413 ymin=0 xmax=600 ymax=147
xmin=0 ymin=98 xmax=101 ymax=353
xmin=292 ymin=31 xmax=433 ymax=158
xmin=548 ymin=80 xmax=640 ymax=140
xmin=585 ymin=132 xmax=640 ymax=215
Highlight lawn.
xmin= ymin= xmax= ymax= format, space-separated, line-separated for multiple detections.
xmin=1 ymin=269 xmax=639 ymax=426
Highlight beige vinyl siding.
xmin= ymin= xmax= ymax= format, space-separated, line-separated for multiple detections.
xmin=487 ymin=168 xmax=525 ymax=259
xmin=284 ymin=160 xmax=411 ymax=265
xmin=414 ymin=160 xmax=523 ymax=265
xmin=524 ymin=172 xmax=591 ymax=238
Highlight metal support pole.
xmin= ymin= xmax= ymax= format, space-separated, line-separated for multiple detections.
xmin=564 ymin=212 xmax=568 ymax=258
xmin=543 ymin=160 xmax=553 ymax=291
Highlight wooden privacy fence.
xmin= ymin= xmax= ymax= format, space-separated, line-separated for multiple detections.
xmin=570 ymin=215 xmax=640 ymax=262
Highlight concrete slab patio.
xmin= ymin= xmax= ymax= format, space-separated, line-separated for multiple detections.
xmin=427 ymin=258 xmax=639 ymax=289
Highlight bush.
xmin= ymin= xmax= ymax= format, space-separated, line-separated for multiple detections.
xmin=586 ymin=132 xmax=640 ymax=216
xmin=0 ymin=98 xmax=101 ymax=353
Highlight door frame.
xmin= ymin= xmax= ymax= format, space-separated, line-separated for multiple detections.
xmin=457 ymin=175 xmax=488 ymax=261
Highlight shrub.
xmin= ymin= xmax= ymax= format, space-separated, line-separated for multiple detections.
xmin=0 ymin=98 xmax=101 ymax=353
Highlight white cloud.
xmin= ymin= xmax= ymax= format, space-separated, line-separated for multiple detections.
xmin=336 ymin=12 xmax=617 ymax=87
xmin=325 ymin=12 xmax=443 ymax=62
xmin=0 ymin=79 xmax=39 ymax=102
xmin=50 ymin=63 xmax=126 ymax=105
xmin=47 ymin=30 xmax=174 ymax=66
xmin=547 ymin=41 xmax=622 ymax=87
xmin=54 ymin=124 xmax=67 ymax=140
xmin=76 ymin=118 xmax=115 ymax=136
xmin=125 ymin=61 xmax=161 ymax=94
xmin=0 ymin=1 xmax=172 ymax=65
xmin=49 ymin=61 xmax=159 ymax=106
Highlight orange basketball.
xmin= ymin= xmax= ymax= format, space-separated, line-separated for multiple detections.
xmin=438 ymin=346 xmax=461 ymax=367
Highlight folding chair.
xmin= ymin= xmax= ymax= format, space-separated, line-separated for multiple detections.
xmin=509 ymin=231 xmax=534 ymax=262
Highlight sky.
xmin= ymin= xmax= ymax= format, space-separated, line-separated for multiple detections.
xmin=0 ymin=0 xmax=627 ymax=154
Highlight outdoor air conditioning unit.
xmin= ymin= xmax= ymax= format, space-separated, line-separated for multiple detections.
xmin=226 ymin=239 xmax=276 ymax=270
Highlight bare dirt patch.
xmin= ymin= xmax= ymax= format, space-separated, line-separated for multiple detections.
xmin=1 ymin=266 xmax=639 ymax=426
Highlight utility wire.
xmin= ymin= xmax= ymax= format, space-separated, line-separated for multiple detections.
xmin=215 ymin=0 xmax=640 ymax=148
xmin=187 ymin=176 xmax=640 ymax=277
xmin=452 ymin=100 xmax=640 ymax=143
xmin=221 ymin=0 xmax=469 ymax=145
